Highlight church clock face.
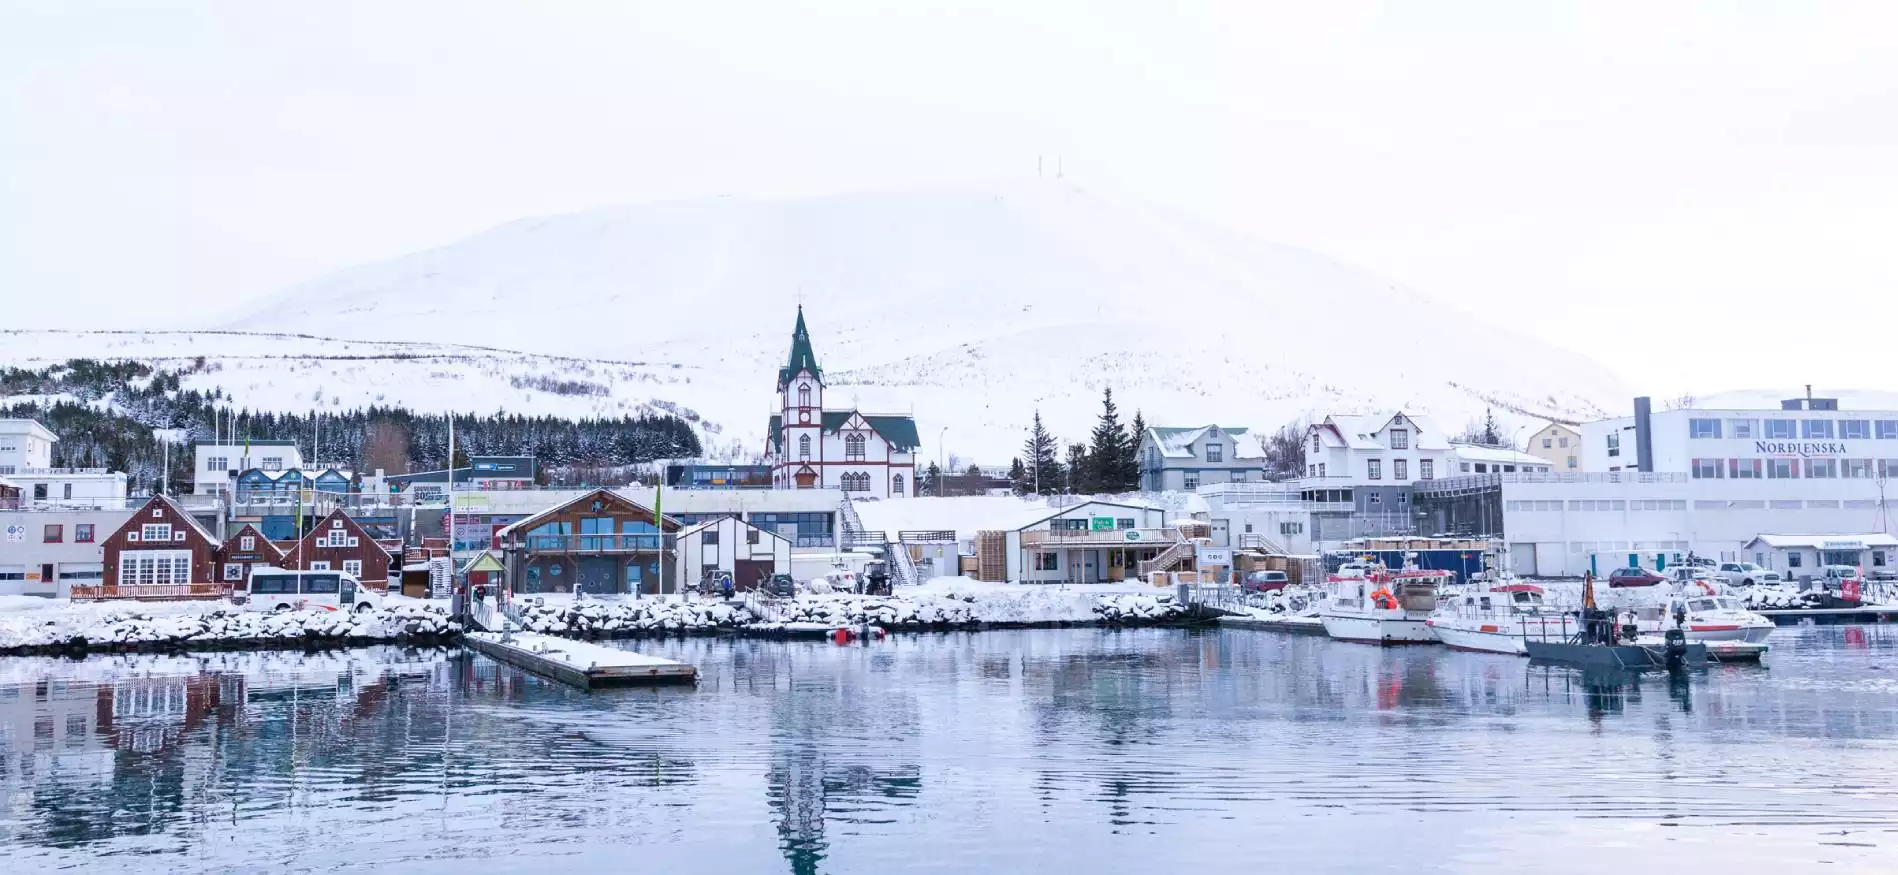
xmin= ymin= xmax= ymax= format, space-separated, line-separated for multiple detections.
xmin=799 ymin=410 xmax=811 ymax=424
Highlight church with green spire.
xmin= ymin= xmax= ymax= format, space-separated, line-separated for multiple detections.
xmin=765 ymin=306 xmax=921 ymax=497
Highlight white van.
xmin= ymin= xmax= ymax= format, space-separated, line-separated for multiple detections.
xmin=234 ymin=569 xmax=384 ymax=613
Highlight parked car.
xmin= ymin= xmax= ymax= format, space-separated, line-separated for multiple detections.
xmin=1668 ymin=566 xmax=1718 ymax=587
xmin=1716 ymin=562 xmax=1779 ymax=586
xmin=1241 ymin=570 xmax=1291 ymax=593
xmin=1607 ymin=567 xmax=1667 ymax=588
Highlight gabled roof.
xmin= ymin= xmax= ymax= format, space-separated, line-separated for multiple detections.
xmin=493 ymin=488 xmax=679 ymax=541
xmin=297 ymin=508 xmax=395 ymax=556
xmin=1146 ymin=425 xmax=1263 ymax=460
xmin=221 ymin=523 xmax=287 ymax=560
xmin=1449 ymin=443 xmax=1547 ymax=466
xmin=676 ymin=515 xmax=793 ymax=543
xmin=125 ymin=494 xmax=218 ymax=544
xmin=1316 ymin=412 xmax=1450 ymax=451
xmin=776 ymin=306 xmax=823 ymax=390
xmin=1014 ymin=499 xmax=1166 ymax=531
xmin=820 ymin=411 xmax=921 ymax=452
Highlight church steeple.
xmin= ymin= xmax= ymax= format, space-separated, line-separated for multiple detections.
xmin=776 ymin=305 xmax=823 ymax=390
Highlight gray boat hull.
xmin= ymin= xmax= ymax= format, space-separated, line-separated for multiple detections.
xmin=1525 ymin=640 xmax=1707 ymax=670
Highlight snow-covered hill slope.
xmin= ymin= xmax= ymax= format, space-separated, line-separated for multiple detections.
xmin=21 ymin=181 xmax=1631 ymax=462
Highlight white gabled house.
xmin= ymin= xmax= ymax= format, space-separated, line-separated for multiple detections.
xmin=1002 ymin=499 xmax=1172 ymax=583
xmin=672 ymin=515 xmax=795 ymax=591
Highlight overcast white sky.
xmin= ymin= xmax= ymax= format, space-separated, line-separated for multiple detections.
xmin=4 ymin=1 xmax=1895 ymax=395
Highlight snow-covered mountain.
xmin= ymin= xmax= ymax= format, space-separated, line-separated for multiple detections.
xmin=18 ymin=181 xmax=1631 ymax=462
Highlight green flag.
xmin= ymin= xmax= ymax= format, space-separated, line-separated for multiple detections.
xmin=653 ymin=479 xmax=663 ymax=529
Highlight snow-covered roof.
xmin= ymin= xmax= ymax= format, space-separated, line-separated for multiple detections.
xmin=0 ymin=419 xmax=58 ymax=443
xmin=1317 ymin=412 xmax=1451 ymax=451
xmin=1146 ymin=425 xmax=1262 ymax=460
xmin=676 ymin=515 xmax=791 ymax=542
xmin=1743 ymin=533 xmax=1898 ymax=550
xmin=1449 ymin=443 xmax=1548 ymax=466
xmin=1015 ymin=499 xmax=1168 ymax=531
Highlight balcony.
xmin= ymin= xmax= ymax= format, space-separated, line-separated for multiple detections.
xmin=519 ymin=533 xmax=675 ymax=554
xmin=1021 ymin=527 xmax=1179 ymax=548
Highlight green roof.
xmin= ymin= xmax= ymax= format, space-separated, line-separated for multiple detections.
xmin=767 ymin=411 xmax=921 ymax=453
xmin=775 ymin=306 xmax=823 ymax=390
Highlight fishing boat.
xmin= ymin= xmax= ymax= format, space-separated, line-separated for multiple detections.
xmin=1425 ymin=581 xmax=1568 ymax=655
xmin=1524 ymin=572 xmax=1707 ymax=670
xmin=1614 ymin=587 xmax=1772 ymax=661
xmin=1319 ymin=560 xmax=1452 ymax=645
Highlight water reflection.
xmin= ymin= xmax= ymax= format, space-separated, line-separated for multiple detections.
xmin=0 ymin=628 xmax=1894 ymax=873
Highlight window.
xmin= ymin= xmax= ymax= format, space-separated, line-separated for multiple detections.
xmin=1419 ymin=459 xmax=1433 ymax=480
xmin=703 ymin=530 xmax=720 ymax=545
xmin=1367 ymin=459 xmax=1381 ymax=480
xmin=1206 ymin=443 xmax=1223 ymax=462
xmin=1788 ymin=552 xmax=1802 ymax=568
xmin=43 ymin=525 xmax=62 ymax=543
xmin=1728 ymin=459 xmax=1762 ymax=479
xmin=1232 ymin=471 xmax=1247 ymax=482
xmin=892 ymin=474 xmax=904 ymax=495
xmin=72 ymin=523 xmax=94 ymax=543
xmin=1882 ymin=460 xmax=1898 ymax=478
xmin=1280 ymin=521 xmax=1304 ymax=535
xmin=1460 ymin=462 xmax=1471 ymax=472
xmin=1116 ymin=518 xmax=1135 ymax=529
xmin=1566 ymin=456 xmax=1577 ymax=469
xmin=1764 ymin=419 xmax=1795 ymax=439
xmin=1390 ymin=430 xmax=1409 ymax=450
xmin=117 ymin=550 xmax=192 ymax=586
xmin=1317 ymin=463 xmax=1326 ymax=477
xmin=798 ymin=434 xmax=811 ymax=459
xmin=142 ymin=523 xmax=171 ymax=541
xmin=1367 ymin=492 xmax=1382 ymax=505
xmin=309 ymin=561 xmax=332 ymax=571
xmin=1688 ymin=418 xmax=1721 ymax=439
xmin=62 ymin=484 xmax=71 ymax=500
xmin=1052 ymin=519 xmax=1087 ymax=531
xmin=1605 ymin=433 xmax=1620 ymax=457
xmin=240 ymin=535 xmax=254 ymax=550
xmin=1767 ymin=458 xmax=1799 ymax=479
xmin=1803 ymin=419 xmax=1834 ymax=440
xmin=341 ymin=559 xmax=362 ymax=577
xmin=1183 ymin=473 xmax=1199 ymax=489
xmin=1840 ymin=420 xmax=1871 ymax=440
xmin=208 ymin=456 xmax=227 ymax=471
xmin=845 ymin=434 xmax=866 ymax=461
xmin=1393 ymin=459 xmax=1408 ymax=480
xmin=33 ymin=484 xmax=47 ymax=500
xmin=1542 ymin=438 xmax=1552 ymax=448
xmin=262 ymin=457 xmax=283 ymax=471
xmin=797 ymin=384 xmax=811 ymax=407
xmin=1034 ymin=552 xmax=1059 ymax=571
xmin=1559 ymin=436 xmax=1571 ymax=448
xmin=746 ymin=528 xmax=760 ymax=545
xmin=1844 ymin=459 xmax=1875 ymax=478
xmin=1805 ymin=458 xmax=1837 ymax=478
xmin=1878 ymin=420 xmax=1898 ymax=440
xmin=1726 ymin=419 xmax=1756 ymax=440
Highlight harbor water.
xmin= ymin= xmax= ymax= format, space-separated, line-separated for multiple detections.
xmin=2 ymin=625 xmax=1896 ymax=874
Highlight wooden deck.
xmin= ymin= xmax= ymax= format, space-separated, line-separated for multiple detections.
xmin=464 ymin=632 xmax=697 ymax=689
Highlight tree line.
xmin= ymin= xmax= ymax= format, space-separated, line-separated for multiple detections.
xmin=1 ymin=358 xmax=702 ymax=495
xmin=999 ymin=388 xmax=1144 ymax=496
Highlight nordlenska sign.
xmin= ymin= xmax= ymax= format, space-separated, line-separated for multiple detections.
xmin=1753 ymin=441 xmax=1848 ymax=457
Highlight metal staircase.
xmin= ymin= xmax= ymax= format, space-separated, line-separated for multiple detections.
xmin=887 ymin=538 xmax=919 ymax=587
xmin=839 ymin=496 xmax=868 ymax=545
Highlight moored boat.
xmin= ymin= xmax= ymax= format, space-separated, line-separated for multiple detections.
xmin=1426 ymin=581 xmax=1568 ymax=656
xmin=1319 ymin=561 xmax=1452 ymax=645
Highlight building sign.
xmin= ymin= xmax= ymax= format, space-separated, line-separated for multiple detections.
xmin=1821 ymin=539 xmax=1865 ymax=550
xmin=1123 ymin=530 xmax=1144 ymax=542
xmin=1090 ymin=517 xmax=1115 ymax=531
xmin=1754 ymin=441 xmax=1848 ymax=457
xmin=1196 ymin=547 xmax=1232 ymax=566
xmin=4 ymin=525 xmax=22 ymax=543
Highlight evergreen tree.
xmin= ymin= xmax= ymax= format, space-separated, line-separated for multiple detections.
xmin=1129 ymin=410 xmax=1148 ymax=490
xmin=1481 ymin=408 xmax=1502 ymax=447
xmin=921 ymin=461 xmax=942 ymax=496
xmin=1085 ymin=387 xmax=1137 ymax=493
xmin=1007 ymin=457 xmax=1029 ymax=496
xmin=1020 ymin=410 xmax=1063 ymax=495
xmin=1064 ymin=442 xmax=1088 ymax=494
xmin=964 ymin=464 xmax=982 ymax=478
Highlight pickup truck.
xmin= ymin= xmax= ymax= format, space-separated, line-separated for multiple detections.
xmin=1715 ymin=562 xmax=1781 ymax=586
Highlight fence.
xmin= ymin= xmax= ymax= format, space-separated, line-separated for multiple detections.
xmin=69 ymin=583 xmax=232 ymax=602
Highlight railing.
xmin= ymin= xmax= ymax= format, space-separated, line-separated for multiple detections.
xmin=791 ymin=534 xmax=837 ymax=549
xmin=1236 ymin=532 xmax=1290 ymax=554
xmin=841 ymin=531 xmax=887 ymax=549
xmin=889 ymin=541 xmax=919 ymax=587
xmin=70 ymin=583 xmax=232 ymax=602
xmin=9 ymin=467 xmax=111 ymax=476
xmin=521 ymin=534 xmax=673 ymax=553
xmin=1022 ymin=527 xmax=1178 ymax=547
xmin=1138 ymin=539 xmax=1197 ymax=576
xmin=898 ymin=530 xmax=957 ymax=542
xmin=1194 ymin=483 xmax=1307 ymax=501
xmin=0 ymin=497 xmax=149 ymax=511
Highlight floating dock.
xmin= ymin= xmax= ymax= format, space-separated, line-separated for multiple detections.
xmin=464 ymin=632 xmax=697 ymax=688
xmin=1757 ymin=606 xmax=1898 ymax=625
xmin=1217 ymin=614 xmax=1329 ymax=636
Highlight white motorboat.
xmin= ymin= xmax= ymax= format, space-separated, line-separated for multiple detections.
xmin=1426 ymin=581 xmax=1570 ymax=656
xmin=1319 ymin=562 xmax=1452 ymax=645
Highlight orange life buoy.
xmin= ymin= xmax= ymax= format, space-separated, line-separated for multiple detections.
xmin=1371 ymin=588 xmax=1399 ymax=610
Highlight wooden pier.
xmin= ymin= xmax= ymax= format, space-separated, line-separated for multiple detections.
xmin=464 ymin=631 xmax=697 ymax=689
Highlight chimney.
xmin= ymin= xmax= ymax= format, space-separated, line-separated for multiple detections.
xmin=1632 ymin=396 xmax=1654 ymax=473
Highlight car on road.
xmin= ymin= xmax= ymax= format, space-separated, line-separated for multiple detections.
xmin=1241 ymin=570 xmax=1291 ymax=592
xmin=1607 ymin=567 xmax=1668 ymax=588
xmin=1715 ymin=562 xmax=1780 ymax=586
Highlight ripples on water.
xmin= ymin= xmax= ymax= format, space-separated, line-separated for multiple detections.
xmin=1 ymin=626 xmax=1895 ymax=874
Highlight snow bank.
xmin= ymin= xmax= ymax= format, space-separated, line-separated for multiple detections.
xmin=0 ymin=602 xmax=460 ymax=655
